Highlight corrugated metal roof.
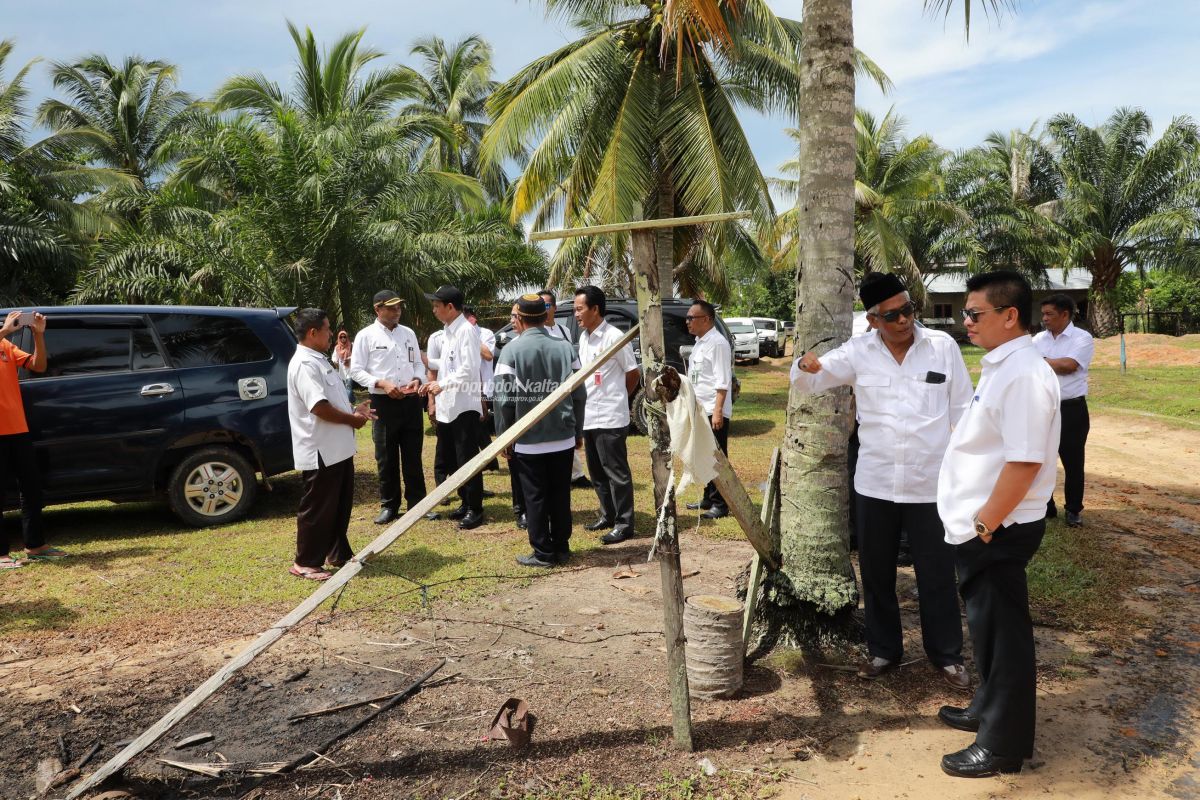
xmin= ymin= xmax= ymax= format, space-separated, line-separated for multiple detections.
xmin=925 ymin=269 xmax=1092 ymax=294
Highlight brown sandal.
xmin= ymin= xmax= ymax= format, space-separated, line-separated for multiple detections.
xmin=289 ymin=565 xmax=331 ymax=581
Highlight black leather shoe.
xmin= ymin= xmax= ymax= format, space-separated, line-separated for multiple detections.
xmin=516 ymin=513 xmax=527 ymax=530
xmin=447 ymin=505 xmax=468 ymax=521
xmin=438 ymin=495 xmax=456 ymax=507
xmin=585 ymin=519 xmax=614 ymax=532
xmin=457 ymin=512 xmax=484 ymax=530
xmin=685 ymin=501 xmax=710 ymax=511
xmin=700 ymin=508 xmax=728 ymax=520
xmin=517 ymin=553 xmax=556 ymax=568
xmin=1066 ymin=511 xmax=1083 ymax=527
xmin=937 ymin=705 xmax=980 ymax=732
xmin=374 ymin=508 xmax=398 ymax=525
xmin=571 ymin=476 xmax=593 ymax=489
xmin=941 ymin=743 xmax=1022 ymax=778
xmin=423 ymin=511 xmax=441 ymax=521
xmin=600 ymin=529 xmax=634 ymax=545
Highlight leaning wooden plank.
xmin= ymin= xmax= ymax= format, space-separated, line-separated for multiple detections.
xmin=529 ymin=211 xmax=751 ymax=242
xmin=64 ymin=328 xmax=639 ymax=800
xmin=707 ymin=447 xmax=779 ymax=570
xmin=743 ymin=448 xmax=780 ymax=652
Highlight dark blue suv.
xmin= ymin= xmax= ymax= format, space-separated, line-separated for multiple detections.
xmin=2 ymin=306 xmax=298 ymax=527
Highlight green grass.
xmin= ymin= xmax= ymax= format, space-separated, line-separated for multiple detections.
xmin=1028 ymin=517 xmax=1133 ymax=630
xmin=2 ymin=357 xmax=1187 ymax=636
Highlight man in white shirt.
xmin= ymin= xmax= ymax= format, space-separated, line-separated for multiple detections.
xmin=350 ymin=290 xmax=426 ymax=526
xmin=683 ymin=299 xmax=734 ymax=519
xmin=287 ymin=309 xmax=373 ymax=581
xmin=936 ymin=271 xmax=1061 ymax=778
xmin=540 ymin=289 xmax=591 ymax=489
xmin=465 ymin=306 xmax=500 ymax=473
xmin=422 ymin=285 xmax=485 ymax=530
xmin=1033 ymin=294 xmax=1094 ymax=527
xmin=791 ymin=272 xmax=972 ymax=690
xmin=574 ymin=286 xmax=640 ymax=544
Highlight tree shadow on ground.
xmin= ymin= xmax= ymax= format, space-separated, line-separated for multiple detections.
xmin=0 ymin=598 xmax=80 ymax=633
xmin=358 ymin=546 xmax=466 ymax=584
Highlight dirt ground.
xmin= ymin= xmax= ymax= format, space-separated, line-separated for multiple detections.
xmin=1092 ymin=332 xmax=1200 ymax=367
xmin=3 ymin=409 xmax=1199 ymax=800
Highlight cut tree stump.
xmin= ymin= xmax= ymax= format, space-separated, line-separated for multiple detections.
xmin=683 ymin=595 xmax=745 ymax=698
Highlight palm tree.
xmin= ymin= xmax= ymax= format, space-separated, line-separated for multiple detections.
xmin=769 ymin=108 xmax=969 ymax=304
xmin=401 ymin=35 xmax=511 ymax=200
xmin=1044 ymin=108 xmax=1200 ymax=336
xmin=36 ymin=54 xmax=194 ymax=185
xmin=482 ymin=0 xmax=889 ymax=298
xmin=761 ymin=0 xmax=1012 ymax=650
xmin=75 ymin=26 xmax=546 ymax=325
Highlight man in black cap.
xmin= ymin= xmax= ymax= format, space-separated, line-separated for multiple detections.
xmin=350 ymin=290 xmax=426 ymax=524
xmin=791 ymin=272 xmax=974 ymax=690
xmin=422 ymin=285 xmax=485 ymax=529
xmin=494 ymin=295 xmax=587 ymax=567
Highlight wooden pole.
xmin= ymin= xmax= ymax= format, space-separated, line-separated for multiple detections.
xmin=743 ymin=449 xmax=781 ymax=652
xmin=632 ymin=227 xmax=693 ymax=751
xmin=529 ymin=210 xmax=751 ymax=242
xmin=65 ymin=326 xmax=639 ymax=800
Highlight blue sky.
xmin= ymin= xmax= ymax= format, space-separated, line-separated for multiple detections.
xmin=5 ymin=0 xmax=1198 ymax=182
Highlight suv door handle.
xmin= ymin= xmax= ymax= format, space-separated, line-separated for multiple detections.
xmin=140 ymin=383 xmax=176 ymax=397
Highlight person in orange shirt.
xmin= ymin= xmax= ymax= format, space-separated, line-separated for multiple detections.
xmin=0 ymin=310 xmax=66 ymax=568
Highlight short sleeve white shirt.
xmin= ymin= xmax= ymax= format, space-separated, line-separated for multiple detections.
xmin=790 ymin=326 xmax=973 ymax=503
xmin=478 ymin=326 xmax=496 ymax=399
xmin=689 ymin=327 xmax=734 ymax=418
xmin=287 ymin=345 xmax=357 ymax=471
xmin=1032 ymin=322 xmax=1093 ymax=400
xmin=434 ymin=314 xmax=483 ymax=424
xmin=937 ymin=335 xmax=1061 ymax=544
xmin=578 ymin=320 xmax=638 ymax=430
xmin=426 ymin=330 xmax=444 ymax=373
xmin=349 ymin=320 xmax=424 ymax=394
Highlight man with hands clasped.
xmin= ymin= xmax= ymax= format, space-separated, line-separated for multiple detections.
xmin=791 ymin=272 xmax=972 ymax=691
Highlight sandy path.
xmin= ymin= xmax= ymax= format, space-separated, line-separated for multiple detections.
xmin=777 ymin=409 xmax=1200 ymax=800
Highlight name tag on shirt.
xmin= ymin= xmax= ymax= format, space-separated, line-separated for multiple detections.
xmin=594 ymin=371 xmax=602 ymax=386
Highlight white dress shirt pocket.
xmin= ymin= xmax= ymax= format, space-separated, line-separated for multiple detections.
xmin=856 ymin=374 xmax=891 ymax=411
xmin=912 ymin=378 xmax=949 ymax=419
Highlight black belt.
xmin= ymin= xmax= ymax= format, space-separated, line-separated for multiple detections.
xmin=1061 ymin=396 xmax=1087 ymax=406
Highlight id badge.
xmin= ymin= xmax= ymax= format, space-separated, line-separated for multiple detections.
xmin=594 ymin=371 xmax=602 ymax=386
xmin=408 ymin=345 xmax=415 ymax=362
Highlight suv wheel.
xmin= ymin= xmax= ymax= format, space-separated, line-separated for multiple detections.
xmin=630 ymin=386 xmax=650 ymax=436
xmin=168 ymin=447 xmax=259 ymax=527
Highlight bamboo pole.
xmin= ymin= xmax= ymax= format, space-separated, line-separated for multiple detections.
xmin=528 ymin=211 xmax=751 ymax=242
xmin=632 ymin=227 xmax=693 ymax=751
xmin=65 ymin=326 xmax=639 ymax=800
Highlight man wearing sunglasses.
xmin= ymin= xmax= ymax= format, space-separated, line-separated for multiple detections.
xmin=936 ymin=271 xmax=1060 ymax=778
xmin=791 ymin=272 xmax=972 ymax=691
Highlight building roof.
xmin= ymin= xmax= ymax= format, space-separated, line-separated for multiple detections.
xmin=925 ymin=269 xmax=1092 ymax=294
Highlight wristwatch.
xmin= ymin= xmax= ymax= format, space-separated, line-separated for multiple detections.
xmin=973 ymin=517 xmax=993 ymax=544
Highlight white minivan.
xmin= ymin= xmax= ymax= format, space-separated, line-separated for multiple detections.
xmin=723 ymin=317 xmax=762 ymax=364
xmin=750 ymin=317 xmax=785 ymax=357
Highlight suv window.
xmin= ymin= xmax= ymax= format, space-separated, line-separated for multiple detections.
xmin=22 ymin=316 xmax=165 ymax=379
xmin=152 ymin=314 xmax=271 ymax=368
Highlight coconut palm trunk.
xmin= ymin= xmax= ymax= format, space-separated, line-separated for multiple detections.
xmin=751 ymin=0 xmax=859 ymax=651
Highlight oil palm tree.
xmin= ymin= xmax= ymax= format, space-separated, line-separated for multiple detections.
xmin=1044 ymin=108 xmax=1200 ymax=336
xmin=483 ymin=0 xmax=889 ymax=298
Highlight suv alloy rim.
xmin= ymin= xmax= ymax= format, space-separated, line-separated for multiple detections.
xmin=182 ymin=461 xmax=243 ymax=517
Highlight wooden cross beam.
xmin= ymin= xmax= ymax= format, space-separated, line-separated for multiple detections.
xmin=532 ymin=208 xmax=762 ymax=752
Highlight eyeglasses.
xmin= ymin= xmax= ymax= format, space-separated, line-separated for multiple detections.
xmin=868 ymin=301 xmax=919 ymax=323
xmin=684 ymin=315 xmax=709 ymax=322
xmin=961 ymin=305 xmax=1012 ymax=323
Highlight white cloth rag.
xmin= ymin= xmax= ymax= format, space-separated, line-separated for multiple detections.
xmin=652 ymin=372 xmax=720 ymax=495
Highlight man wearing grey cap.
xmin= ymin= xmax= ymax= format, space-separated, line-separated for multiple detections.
xmin=791 ymin=272 xmax=973 ymax=690
xmin=422 ymin=285 xmax=485 ymax=530
xmin=350 ymin=290 xmax=426 ymax=525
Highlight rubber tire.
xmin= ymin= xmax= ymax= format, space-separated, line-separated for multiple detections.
xmin=630 ymin=385 xmax=650 ymax=436
xmin=749 ymin=358 xmax=760 ymax=365
xmin=167 ymin=446 xmax=259 ymax=527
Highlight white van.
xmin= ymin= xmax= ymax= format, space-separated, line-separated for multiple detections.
xmin=722 ymin=317 xmax=762 ymax=363
xmin=750 ymin=317 xmax=785 ymax=357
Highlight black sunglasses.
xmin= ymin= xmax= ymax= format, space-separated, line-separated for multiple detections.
xmin=961 ymin=305 xmax=1012 ymax=323
xmin=684 ymin=314 xmax=709 ymax=322
xmin=868 ymin=301 xmax=919 ymax=323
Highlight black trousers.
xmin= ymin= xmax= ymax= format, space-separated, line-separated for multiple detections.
xmin=510 ymin=463 xmax=525 ymax=516
xmin=370 ymin=394 xmax=426 ymax=512
xmin=584 ymin=427 xmax=635 ymax=535
xmin=433 ymin=420 xmax=453 ymax=486
xmin=857 ymin=495 xmax=963 ymax=666
xmin=477 ymin=400 xmax=499 ymax=471
xmin=0 ymin=433 xmax=45 ymax=556
xmin=444 ymin=410 xmax=484 ymax=514
xmin=513 ymin=447 xmax=574 ymax=560
xmin=1055 ymin=397 xmax=1090 ymax=514
xmin=295 ymin=454 xmax=355 ymax=569
xmin=701 ymin=416 xmax=730 ymax=513
xmin=956 ymin=518 xmax=1045 ymax=759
